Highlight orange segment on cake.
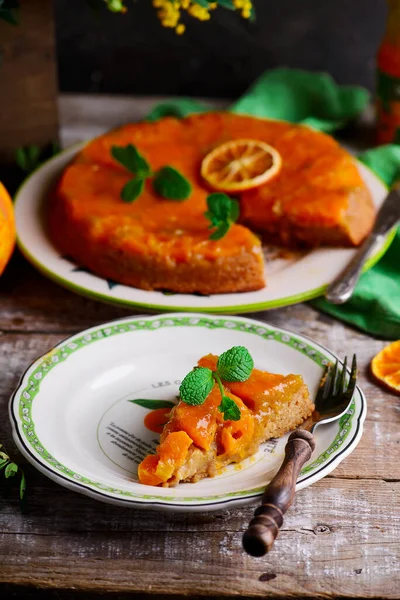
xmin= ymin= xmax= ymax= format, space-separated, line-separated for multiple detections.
xmin=48 ymin=112 xmax=375 ymax=294
xmin=137 ymin=353 xmax=314 ymax=487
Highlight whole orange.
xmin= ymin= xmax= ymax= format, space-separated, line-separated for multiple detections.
xmin=0 ymin=182 xmax=16 ymax=275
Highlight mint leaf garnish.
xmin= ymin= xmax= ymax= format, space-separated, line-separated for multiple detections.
xmin=153 ymin=166 xmax=192 ymax=201
xmin=129 ymin=399 xmax=175 ymax=410
xmin=111 ymin=144 xmax=151 ymax=177
xmin=179 ymin=345 xmax=254 ymax=420
xmin=110 ymin=145 xmax=192 ymax=202
xmin=179 ymin=367 xmax=214 ymax=406
xmin=205 ymin=193 xmax=240 ymax=240
xmin=210 ymin=220 xmax=230 ymax=241
xmin=121 ymin=177 xmax=145 ymax=202
xmin=218 ymin=396 xmax=241 ymax=421
xmin=217 ymin=346 xmax=254 ymax=382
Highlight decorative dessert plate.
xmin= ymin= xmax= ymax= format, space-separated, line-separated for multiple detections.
xmin=14 ymin=144 xmax=394 ymax=313
xmin=10 ymin=313 xmax=366 ymax=512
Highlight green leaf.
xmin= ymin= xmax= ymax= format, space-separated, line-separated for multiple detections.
xmin=19 ymin=471 xmax=26 ymax=500
xmin=206 ymin=193 xmax=239 ymax=224
xmin=129 ymin=399 xmax=175 ymax=410
xmin=111 ymin=144 xmax=151 ymax=176
xmin=205 ymin=193 xmax=232 ymax=224
xmin=153 ymin=166 xmax=192 ymax=201
xmin=4 ymin=462 xmax=18 ymax=478
xmin=121 ymin=177 xmax=144 ymax=202
xmin=205 ymin=193 xmax=240 ymax=240
xmin=104 ymin=0 xmax=126 ymax=13
xmin=28 ymin=145 xmax=40 ymax=166
xmin=0 ymin=458 xmax=9 ymax=471
xmin=15 ymin=147 xmax=28 ymax=171
xmin=217 ymin=346 xmax=254 ymax=382
xmin=146 ymin=99 xmax=208 ymax=123
xmin=218 ymin=396 xmax=241 ymax=421
xmin=192 ymin=0 xmax=211 ymax=7
xmin=249 ymin=3 xmax=256 ymax=22
xmin=217 ymin=0 xmax=235 ymax=9
xmin=15 ymin=142 xmax=60 ymax=176
xmin=209 ymin=221 xmax=230 ymax=241
xmin=16 ymin=145 xmax=41 ymax=173
xmin=179 ymin=367 xmax=214 ymax=406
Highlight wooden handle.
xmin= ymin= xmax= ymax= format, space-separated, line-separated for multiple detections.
xmin=242 ymin=429 xmax=316 ymax=557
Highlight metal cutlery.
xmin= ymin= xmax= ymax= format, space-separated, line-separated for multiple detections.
xmin=242 ymin=355 xmax=357 ymax=557
xmin=326 ymin=186 xmax=400 ymax=304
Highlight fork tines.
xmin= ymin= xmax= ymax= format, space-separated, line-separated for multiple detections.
xmin=315 ymin=354 xmax=357 ymax=409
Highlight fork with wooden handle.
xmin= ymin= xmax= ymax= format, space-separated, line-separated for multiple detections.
xmin=242 ymin=355 xmax=357 ymax=557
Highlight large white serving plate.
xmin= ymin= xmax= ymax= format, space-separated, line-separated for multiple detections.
xmin=14 ymin=143 xmax=394 ymax=313
xmin=10 ymin=313 xmax=366 ymax=512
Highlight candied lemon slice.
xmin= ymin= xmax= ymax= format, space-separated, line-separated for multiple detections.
xmin=201 ymin=139 xmax=281 ymax=192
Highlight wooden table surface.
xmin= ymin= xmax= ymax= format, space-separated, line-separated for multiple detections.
xmin=0 ymin=96 xmax=399 ymax=599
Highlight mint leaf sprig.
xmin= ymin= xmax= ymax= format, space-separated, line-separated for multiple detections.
xmin=0 ymin=443 xmax=26 ymax=506
xmin=179 ymin=346 xmax=254 ymax=421
xmin=205 ymin=192 xmax=240 ymax=240
xmin=111 ymin=144 xmax=192 ymax=203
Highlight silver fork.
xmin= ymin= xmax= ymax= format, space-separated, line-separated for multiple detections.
xmin=242 ymin=355 xmax=357 ymax=557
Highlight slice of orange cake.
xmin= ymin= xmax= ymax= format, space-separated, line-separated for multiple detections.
xmin=138 ymin=349 xmax=314 ymax=487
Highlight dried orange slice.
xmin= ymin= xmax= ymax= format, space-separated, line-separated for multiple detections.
xmin=201 ymin=139 xmax=282 ymax=192
xmin=371 ymin=341 xmax=400 ymax=393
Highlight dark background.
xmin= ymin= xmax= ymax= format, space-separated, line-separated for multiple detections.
xmin=55 ymin=0 xmax=388 ymax=98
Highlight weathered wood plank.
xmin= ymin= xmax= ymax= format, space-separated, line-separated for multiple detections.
xmin=0 ymin=327 xmax=399 ymax=598
xmin=0 ymin=479 xmax=399 ymax=597
xmin=58 ymin=93 xmax=226 ymax=148
xmin=0 ymin=254 xmax=132 ymax=333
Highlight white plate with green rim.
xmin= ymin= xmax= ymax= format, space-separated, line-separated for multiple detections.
xmin=14 ymin=144 xmax=395 ymax=314
xmin=9 ymin=313 xmax=366 ymax=512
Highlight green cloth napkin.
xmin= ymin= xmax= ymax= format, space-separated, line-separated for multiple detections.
xmin=313 ymin=147 xmax=400 ymax=340
xmin=146 ymin=68 xmax=370 ymax=132
xmin=146 ymin=69 xmax=400 ymax=339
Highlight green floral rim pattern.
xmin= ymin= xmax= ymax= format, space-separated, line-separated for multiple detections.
xmin=14 ymin=315 xmax=359 ymax=504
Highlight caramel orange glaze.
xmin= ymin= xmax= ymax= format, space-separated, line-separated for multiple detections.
xmin=137 ymin=353 xmax=308 ymax=486
xmin=50 ymin=112 xmax=374 ymax=296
